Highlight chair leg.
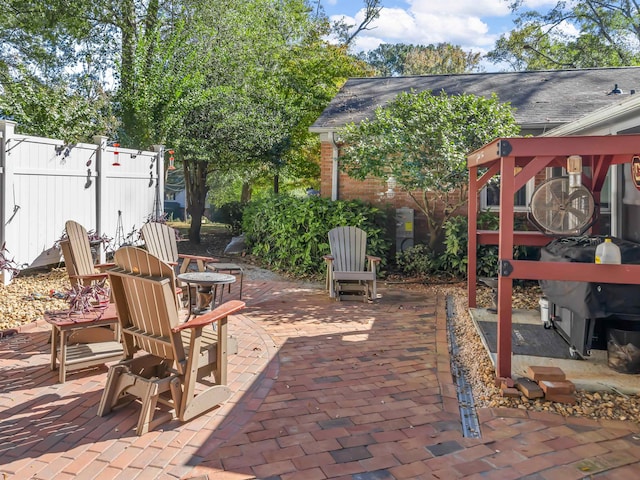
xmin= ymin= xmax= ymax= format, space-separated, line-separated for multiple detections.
xmin=181 ymin=385 xmax=232 ymax=422
xmin=137 ymin=381 xmax=161 ymax=435
xmin=97 ymin=364 xmax=128 ymax=416
xmin=98 ymin=356 xmax=178 ymax=435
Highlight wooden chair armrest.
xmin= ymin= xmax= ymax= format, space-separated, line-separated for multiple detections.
xmin=179 ymin=253 xmax=219 ymax=263
xmin=172 ymin=300 xmax=245 ymax=333
xmin=366 ymin=255 xmax=381 ymax=263
xmin=95 ymin=262 xmax=116 ymax=272
xmin=323 ymin=255 xmax=334 ymax=263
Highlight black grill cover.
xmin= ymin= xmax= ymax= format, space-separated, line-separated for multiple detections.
xmin=539 ymin=236 xmax=640 ymax=319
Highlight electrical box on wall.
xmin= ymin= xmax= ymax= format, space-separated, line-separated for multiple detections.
xmin=396 ymin=207 xmax=414 ymax=252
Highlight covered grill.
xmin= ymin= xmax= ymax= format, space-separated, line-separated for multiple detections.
xmin=540 ymin=236 xmax=640 ymax=358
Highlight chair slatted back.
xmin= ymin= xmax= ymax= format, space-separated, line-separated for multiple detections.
xmin=140 ymin=222 xmax=179 ymax=265
xmin=65 ymin=220 xmax=97 ymax=280
xmin=109 ymin=246 xmax=186 ymax=367
xmin=328 ymin=226 xmax=367 ymax=273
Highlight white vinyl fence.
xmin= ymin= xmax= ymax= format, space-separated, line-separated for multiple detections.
xmin=0 ymin=120 xmax=165 ymax=284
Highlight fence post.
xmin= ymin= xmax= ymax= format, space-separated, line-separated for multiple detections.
xmin=152 ymin=145 xmax=165 ymax=220
xmin=93 ymin=135 xmax=108 ymax=263
xmin=0 ymin=121 xmax=17 ymax=285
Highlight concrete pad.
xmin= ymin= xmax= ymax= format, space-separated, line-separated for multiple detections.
xmin=469 ymin=307 xmax=640 ymax=395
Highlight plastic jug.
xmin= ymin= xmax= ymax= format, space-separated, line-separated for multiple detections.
xmin=595 ymin=237 xmax=621 ymax=264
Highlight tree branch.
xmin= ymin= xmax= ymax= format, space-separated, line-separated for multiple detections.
xmin=342 ymin=0 xmax=382 ymax=47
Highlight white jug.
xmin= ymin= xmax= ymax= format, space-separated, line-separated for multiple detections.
xmin=595 ymin=238 xmax=621 ymax=264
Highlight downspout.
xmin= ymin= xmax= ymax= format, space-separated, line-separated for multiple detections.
xmin=330 ymin=132 xmax=339 ymax=201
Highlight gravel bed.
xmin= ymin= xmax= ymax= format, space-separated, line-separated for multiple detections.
xmin=0 ymin=268 xmax=70 ymax=332
xmin=443 ymin=283 xmax=640 ymax=425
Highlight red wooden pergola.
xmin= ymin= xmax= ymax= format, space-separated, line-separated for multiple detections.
xmin=467 ymin=135 xmax=640 ymax=378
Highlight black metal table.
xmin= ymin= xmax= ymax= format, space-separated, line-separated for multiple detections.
xmin=206 ymin=262 xmax=244 ymax=299
xmin=177 ymin=271 xmax=236 ymax=318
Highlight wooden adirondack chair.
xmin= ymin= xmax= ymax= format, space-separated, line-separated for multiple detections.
xmin=61 ymin=220 xmax=114 ymax=287
xmin=323 ymin=226 xmax=381 ymax=302
xmin=59 ymin=220 xmax=117 ymax=344
xmin=140 ymin=221 xmax=218 ymax=274
xmin=97 ymin=246 xmax=245 ymax=435
xmin=141 ymin=221 xmax=220 ymax=309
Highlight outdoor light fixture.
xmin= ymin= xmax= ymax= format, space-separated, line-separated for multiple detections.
xmin=385 ymin=176 xmax=397 ymax=198
xmin=567 ymin=155 xmax=582 ymax=188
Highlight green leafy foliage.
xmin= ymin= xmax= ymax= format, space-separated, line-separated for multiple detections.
xmin=395 ymin=244 xmax=438 ymax=278
xmin=339 ymin=90 xmax=519 ymax=249
xmin=242 ymin=195 xmax=390 ymax=277
xmin=358 ymin=42 xmax=482 ymax=76
xmin=211 ymin=201 xmax=245 ymax=236
xmin=395 ymin=211 xmax=539 ymax=279
xmin=0 ymin=71 xmax=114 ymax=142
xmin=488 ymin=1 xmax=640 ymax=70
xmin=166 ymin=0 xmax=371 ymax=242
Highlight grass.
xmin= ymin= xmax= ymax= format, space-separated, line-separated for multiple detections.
xmin=168 ymin=220 xmax=230 ymax=236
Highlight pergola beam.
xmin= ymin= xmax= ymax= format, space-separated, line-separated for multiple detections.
xmin=467 ymin=134 xmax=640 ymax=378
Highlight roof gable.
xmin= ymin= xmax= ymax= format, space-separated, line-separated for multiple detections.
xmin=310 ymin=67 xmax=640 ymax=133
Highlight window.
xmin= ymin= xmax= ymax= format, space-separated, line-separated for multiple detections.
xmin=480 ymin=168 xmax=610 ymax=213
xmin=598 ymin=169 xmax=611 ymax=211
xmin=481 ymin=177 xmax=535 ymax=212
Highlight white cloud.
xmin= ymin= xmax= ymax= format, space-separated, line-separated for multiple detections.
xmin=407 ymin=0 xmax=510 ymax=17
xmin=521 ymin=0 xmax=558 ymax=8
xmin=326 ymin=0 xmax=566 ymax=72
xmin=336 ymin=4 xmax=502 ymax=55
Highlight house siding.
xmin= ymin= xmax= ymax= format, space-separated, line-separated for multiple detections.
xmin=320 ymin=137 xmax=470 ymax=248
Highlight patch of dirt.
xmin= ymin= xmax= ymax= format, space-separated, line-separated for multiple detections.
xmin=175 ymin=226 xmax=234 ymax=259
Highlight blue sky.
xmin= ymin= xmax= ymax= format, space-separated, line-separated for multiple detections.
xmin=318 ymin=0 xmax=555 ymax=71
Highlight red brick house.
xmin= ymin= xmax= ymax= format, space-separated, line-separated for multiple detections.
xmin=309 ymin=67 xmax=640 ymax=249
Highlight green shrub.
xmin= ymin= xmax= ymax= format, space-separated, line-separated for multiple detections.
xmin=395 ymin=244 xmax=437 ymax=277
xmin=242 ymin=194 xmax=391 ymax=277
xmin=395 ymin=211 xmax=539 ymax=279
xmin=211 ymin=201 xmax=244 ymax=235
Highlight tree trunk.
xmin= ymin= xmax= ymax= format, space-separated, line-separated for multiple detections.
xmin=241 ymin=182 xmax=252 ymax=203
xmin=183 ymin=159 xmax=209 ymax=244
xmin=273 ymin=173 xmax=279 ymax=194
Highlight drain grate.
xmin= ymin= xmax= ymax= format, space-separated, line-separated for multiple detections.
xmin=446 ymin=295 xmax=481 ymax=438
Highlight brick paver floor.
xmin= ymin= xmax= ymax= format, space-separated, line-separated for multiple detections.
xmin=1 ymin=278 xmax=640 ymax=479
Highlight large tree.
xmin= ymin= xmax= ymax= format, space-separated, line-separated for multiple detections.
xmin=0 ymin=0 xmax=183 ymax=144
xmin=358 ymin=43 xmax=482 ymax=76
xmin=488 ymin=0 xmax=640 ymax=70
xmin=168 ymin=0 xmax=371 ymax=241
xmin=0 ymin=0 xmax=376 ymax=243
xmin=0 ymin=0 xmax=116 ymax=140
xmin=338 ymin=91 xmax=520 ymax=249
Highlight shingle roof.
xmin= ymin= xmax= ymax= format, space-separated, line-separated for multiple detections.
xmin=310 ymin=67 xmax=640 ymax=132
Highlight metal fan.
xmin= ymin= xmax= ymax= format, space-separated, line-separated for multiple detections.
xmin=528 ymin=176 xmax=596 ymax=236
